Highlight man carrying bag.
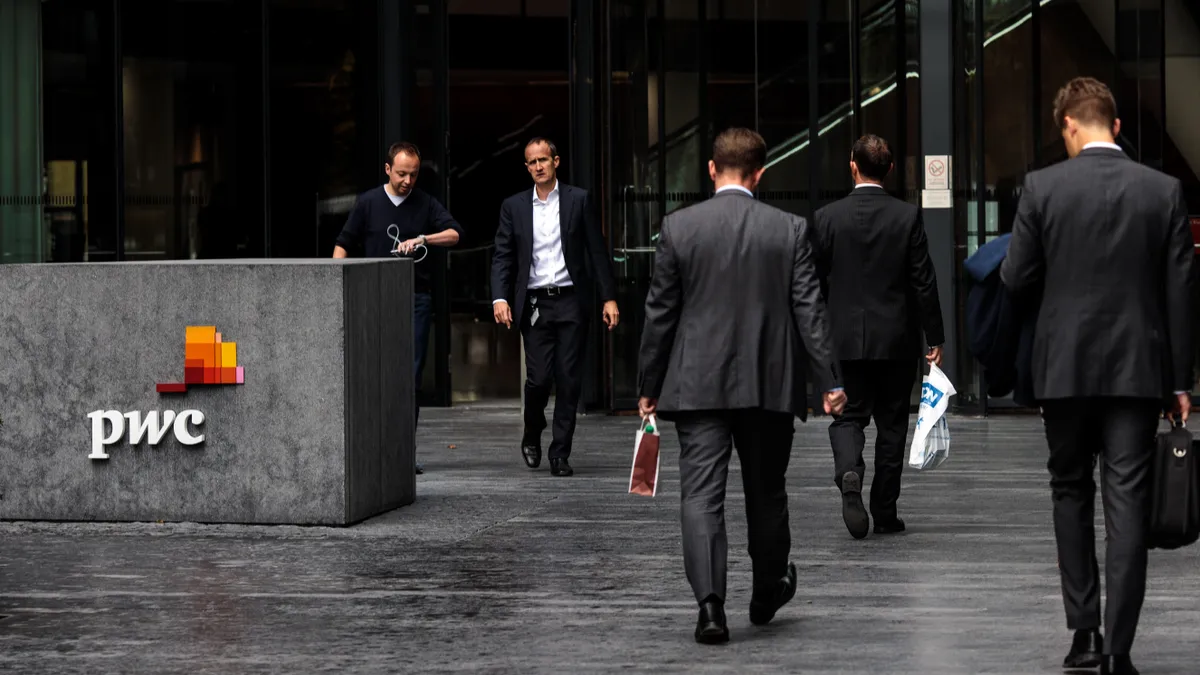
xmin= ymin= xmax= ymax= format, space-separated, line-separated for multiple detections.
xmin=1001 ymin=78 xmax=1193 ymax=675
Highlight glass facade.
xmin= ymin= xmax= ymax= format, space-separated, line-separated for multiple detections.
xmin=3 ymin=0 xmax=1199 ymax=412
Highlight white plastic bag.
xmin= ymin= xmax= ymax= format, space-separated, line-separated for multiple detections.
xmin=908 ymin=363 xmax=956 ymax=470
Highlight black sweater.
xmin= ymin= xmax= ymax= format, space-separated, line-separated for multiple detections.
xmin=335 ymin=186 xmax=464 ymax=293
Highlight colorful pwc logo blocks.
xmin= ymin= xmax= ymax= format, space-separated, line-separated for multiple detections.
xmin=156 ymin=326 xmax=245 ymax=394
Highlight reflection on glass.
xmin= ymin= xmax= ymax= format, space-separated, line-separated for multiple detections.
xmin=123 ymin=0 xmax=264 ymax=260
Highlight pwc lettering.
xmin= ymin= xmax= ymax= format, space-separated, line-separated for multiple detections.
xmin=87 ymin=326 xmax=244 ymax=461
xmin=88 ymin=410 xmax=205 ymax=459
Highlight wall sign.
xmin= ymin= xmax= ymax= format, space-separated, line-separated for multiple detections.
xmin=88 ymin=326 xmax=243 ymax=460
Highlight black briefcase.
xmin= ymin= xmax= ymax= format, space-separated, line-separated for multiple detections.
xmin=1147 ymin=422 xmax=1200 ymax=550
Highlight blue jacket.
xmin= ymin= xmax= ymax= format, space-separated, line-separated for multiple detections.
xmin=964 ymin=234 xmax=1036 ymax=406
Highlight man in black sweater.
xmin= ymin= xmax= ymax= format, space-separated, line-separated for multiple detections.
xmin=334 ymin=141 xmax=464 ymax=474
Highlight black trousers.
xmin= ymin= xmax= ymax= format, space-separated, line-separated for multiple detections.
xmin=674 ymin=408 xmax=795 ymax=604
xmin=1041 ymin=397 xmax=1159 ymax=656
xmin=520 ymin=288 xmax=587 ymax=460
xmin=828 ymin=359 xmax=916 ymax=522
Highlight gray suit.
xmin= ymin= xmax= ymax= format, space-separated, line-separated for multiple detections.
xmin=638 ymin=189 xmax=840 ymax=604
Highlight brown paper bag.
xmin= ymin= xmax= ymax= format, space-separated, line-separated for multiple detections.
xmin=629 ymin=415 xmax=661 ymax=497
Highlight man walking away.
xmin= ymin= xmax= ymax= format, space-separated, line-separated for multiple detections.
xmin=810 ymin=134 xmax=944 ymax=540
xmin=1002 ymin=77 xmax=1192 ymax=675
xmin=638 ymin=128 xmax=846 ymax=645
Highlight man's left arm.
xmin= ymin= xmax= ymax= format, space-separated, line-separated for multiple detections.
xmin=790 ymin=216 xmax=843 ymax=409
xmin=581 ymin=189 xmax=620 ymax=329
xmin=1165 ymin=180 xmax=1194 ymax=396
xmin=907 ymin=208 xmax=946 ymax=360
xmin=398 ymin=196 xmax=463 ymax=253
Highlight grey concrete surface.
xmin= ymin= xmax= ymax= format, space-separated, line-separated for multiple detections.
xmin=1 ymin=404 xmax=1198 ymax=674
xmin=0 ymin=259 xmax=414 ymax=525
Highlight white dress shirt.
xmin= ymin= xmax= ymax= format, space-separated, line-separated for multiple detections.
xmin=493 ymin=181 xmax=572 ymax=306
xmin=527 ymin=181 xmax=572 ymax=290
xmin=716 ymin=184 xmax=754 ymax=197
xmin=1082 ymin=141 xmax=1123 ymax=152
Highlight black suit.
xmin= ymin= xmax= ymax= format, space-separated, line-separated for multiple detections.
xmin=811 ymin=185 xmax=944 ymax=522
xmin=491 ymin=182 xmax=616 ymax=460
xmin=1001 ymin=146 xmax=1193 ymax=656
xmin=638 ymin=189 xmax=839 ymax=604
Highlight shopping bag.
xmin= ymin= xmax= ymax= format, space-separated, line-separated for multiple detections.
xmin=1147 ymin=421 xmax=1200 ymax=550
xmin=908 ymin=363 xmax=957 ymax=470
xmin=629 ymin=415 xmax=661 ymax=497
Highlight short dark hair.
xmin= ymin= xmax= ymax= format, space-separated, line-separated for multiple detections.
xmin=851 ymin=134 xmax=892 ymax=182
xmin=386 ymin=141 xmax=421 ymax=165
xmin=525 ymin=137 xmax=559 ymax=158
xmin=1053 ymin=77 xmax=1117 ymax=130
xmin=712 ymin=127 xmax=766 ymax=178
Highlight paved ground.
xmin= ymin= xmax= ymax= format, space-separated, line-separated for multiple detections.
xmin=2 ymin=403 xmax=1198 ymax=674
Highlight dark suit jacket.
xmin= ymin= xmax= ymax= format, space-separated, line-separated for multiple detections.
xmin=490 ymin=182 xmax=617 ymax=327
xmin=964 ymin=234 xmax=1036 ymax=406
xmin=637 ymin=190 xmax=840 ymax=420
xmin=811 ymin=185 xmax=945 ymax=361
xmin=1000 ymin=146 xmax=1194 ymax=400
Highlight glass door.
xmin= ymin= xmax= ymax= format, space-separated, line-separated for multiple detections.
xmin=606 ymin=0 xmax=703 ymax=410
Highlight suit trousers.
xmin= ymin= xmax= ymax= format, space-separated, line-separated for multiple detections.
xmin=828 ymin=359 xmax=916 ymax=521
xmin=520 ymin=288 xmax=587 ymax=460
xmin=674 ymin=408 xmax=795 ymax=604
xmin=1041 ymin=397 xmax=1160 ymax=655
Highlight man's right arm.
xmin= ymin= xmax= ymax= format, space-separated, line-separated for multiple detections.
xmin=1000 ymin=174 xmax=1045 ymax=297
xmin=491 ymin=199 xmax=517 ymax=327
xmin=332 ymin=196 xmax=367 ymax=258
xmin=637 ymin=217 xmax=682 ymax=401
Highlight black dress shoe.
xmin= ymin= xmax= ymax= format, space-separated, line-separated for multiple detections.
xmin=521 ymin=442 xmax=542 ymax=469
xmin=750 ymin=561 xmax=798 ymax=625
xmin=1062 ymin=629 xmax=1102 ymax=669
xmin=841 ymin=472 xmax=870 ymax=539
xmin=1101 ymin=655 xmax=1138 ymax=675
xmin=695 ymin=599 xmax=729 ymax=645
xmin=415 ymin=463 xmax=425 ymax=475
xmin=873 ymin=518 xmax=906 ymax=535
xmin=550 ymin=458 xmax=573 ymax=477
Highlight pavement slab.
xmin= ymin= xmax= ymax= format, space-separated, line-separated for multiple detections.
xmin=2 ymin=402 xmax=1198 ymax=674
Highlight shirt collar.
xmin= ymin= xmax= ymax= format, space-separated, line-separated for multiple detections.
xmin=533 ymin=180 xmax=560 ymax=203
xmin=715 ymin=185 xmax=754 ymax=198
xmin=854 ymin=182 xmax=885 ymax=190
xmin=1083 ymin=141 xmax=1123 ymax=152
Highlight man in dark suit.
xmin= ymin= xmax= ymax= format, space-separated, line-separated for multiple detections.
xmin=491 ymin=138 xmax=619 ymax=477
xmin=1001 ymin=77 xmax=1192 ymax=675
xmin=810 ymin=134 xmax=944 ymax=540
xmin=637 ymin=128 xmax=846 ymax=644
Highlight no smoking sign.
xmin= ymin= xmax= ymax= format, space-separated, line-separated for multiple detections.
xmin=924 ymin=155 xmax=951 ymax=190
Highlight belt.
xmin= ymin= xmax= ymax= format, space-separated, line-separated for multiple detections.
xmin=529 ymin=286 xmax=575 ymax=297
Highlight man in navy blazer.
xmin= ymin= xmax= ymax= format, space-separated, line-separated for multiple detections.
xmin=491 ymin=138 xmax=619 ymax=477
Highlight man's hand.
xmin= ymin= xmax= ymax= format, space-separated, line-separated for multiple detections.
xmin=824 ymin=389 xmax=847 ymax=416
xmin=1167 ymin=392 xmax=1191 ymax=425
xmin=603 ymin=300 xmax=620 ymax=330
xmin=638 ymin=397 xmax=657 ymax=418
xmin=926 ymin=346 xmax=943 ymax=368
xmin=493 ymin=301 xmax=513 ymax=329
xmin=395 ymin=237 xmax=425 ymax=255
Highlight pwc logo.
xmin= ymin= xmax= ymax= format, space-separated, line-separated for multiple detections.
xmin=87 ymin=326 xmax=244 ymax=460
